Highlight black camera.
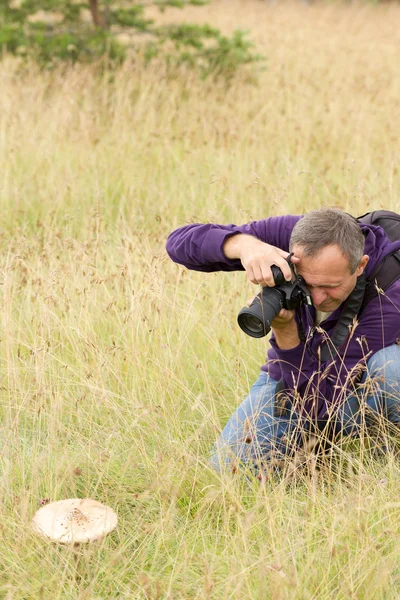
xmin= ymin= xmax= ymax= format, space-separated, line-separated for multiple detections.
xmin=237 ymin=260 xmax=312 ymax=338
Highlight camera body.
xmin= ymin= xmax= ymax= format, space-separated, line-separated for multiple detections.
xmin=237 ymin=263 xmax=312 ymax=338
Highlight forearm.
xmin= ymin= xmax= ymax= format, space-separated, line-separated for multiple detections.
xmin=223 ymin=233 xmax=251 ymax=259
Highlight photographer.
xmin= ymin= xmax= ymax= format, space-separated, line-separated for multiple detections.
xmin=166 ymin=208 xmax=400 ymax=474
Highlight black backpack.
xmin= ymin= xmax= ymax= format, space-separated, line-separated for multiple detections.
xmin=358 ymin=210 xmax=400 ymax=310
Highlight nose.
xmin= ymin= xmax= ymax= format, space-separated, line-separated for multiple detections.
xmin=311 ymin=289 xmax=328 ymax=307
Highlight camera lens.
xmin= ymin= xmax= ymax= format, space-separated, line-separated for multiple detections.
xmin=237 ymin=287 xmax=284 ymax=338
xmin=237 ymin=314 xmax=265 ymax=337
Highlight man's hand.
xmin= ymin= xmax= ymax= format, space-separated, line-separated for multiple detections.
xmin=223 ymin=234 xmax=300 ymax=287
xmin=271 ymin=308 xmax=300 ymax=350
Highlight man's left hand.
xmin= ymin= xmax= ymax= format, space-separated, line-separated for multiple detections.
xmin=271 ymin=309 xmax=300 ymax=350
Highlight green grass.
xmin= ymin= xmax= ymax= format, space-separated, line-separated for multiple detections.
xmin=1 ymin=1 xmax=400 ymax=596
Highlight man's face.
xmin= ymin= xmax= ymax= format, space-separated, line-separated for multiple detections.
xmin=292 ymin=244 xmax=369 ymax=313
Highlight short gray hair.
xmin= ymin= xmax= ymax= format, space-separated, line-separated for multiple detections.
xmin=289 ymin=208 xmax=365 ymax=273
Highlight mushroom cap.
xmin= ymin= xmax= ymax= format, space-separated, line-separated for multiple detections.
xmin=32 ymin=498 xmax=118 ymax=544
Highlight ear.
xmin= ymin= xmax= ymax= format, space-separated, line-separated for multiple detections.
xmin=356 ymin=254 xmax=369 ymax=277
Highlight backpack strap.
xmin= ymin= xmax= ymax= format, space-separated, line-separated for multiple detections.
xmin=318 ymin=274 xmax=366 ymax=363
xmin=359 ymin=250 xmax=400 ymax=314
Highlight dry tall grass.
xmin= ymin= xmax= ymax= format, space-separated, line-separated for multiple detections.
xmin=1 ymin=1 xmax=400 ymax=598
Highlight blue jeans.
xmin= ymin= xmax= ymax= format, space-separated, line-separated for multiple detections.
xmin=211 ymin=344 xmax=400 ymax=473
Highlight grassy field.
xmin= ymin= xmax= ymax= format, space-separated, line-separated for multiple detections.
xmin=1 ymin=0 xmax=400 ymax=597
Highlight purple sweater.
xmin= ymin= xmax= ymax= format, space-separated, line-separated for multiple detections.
xmin=166 ymin=215 xmax=400 ymax=418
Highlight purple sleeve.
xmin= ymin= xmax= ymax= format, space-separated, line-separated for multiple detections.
xmin=270 ymin=284 xmax=400 ymax=417
xmin=166 ymin=216 xmax=302 ymax=272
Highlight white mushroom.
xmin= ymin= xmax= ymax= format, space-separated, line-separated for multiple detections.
xmin=32 ymin=498 xmax=117 ymax=544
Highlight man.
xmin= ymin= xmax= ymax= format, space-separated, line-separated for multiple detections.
xmin=166 ymin=208 xmax=400 ymax=474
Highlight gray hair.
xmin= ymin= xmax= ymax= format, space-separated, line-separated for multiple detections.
xmin=289 ymin=208 xmax=365 ymax=273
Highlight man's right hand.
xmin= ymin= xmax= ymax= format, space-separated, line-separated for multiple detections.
xmin=223 ymin=234 xmax=300 ymax=287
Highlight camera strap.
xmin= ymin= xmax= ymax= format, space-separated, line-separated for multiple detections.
xmin=318 ymin=274 xmax=367 ymax=363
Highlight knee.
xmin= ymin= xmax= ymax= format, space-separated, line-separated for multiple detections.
xmin=364 ymin=345 xmax=400 ymax=420
xmin=366 ymin=344 xmax=400 ymax=380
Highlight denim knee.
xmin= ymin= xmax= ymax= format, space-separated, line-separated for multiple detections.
xmin=365 ymin=344 xmax=400 ymax=423
xmin=366 ymin=344 xmax=400 ymax=376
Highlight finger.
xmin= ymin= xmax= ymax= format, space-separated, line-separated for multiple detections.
xmin=257 ymin=264 xmax=276 ymax=287
xmin=251 ymin=264 xmax=269 ymax=286
xmin=273 ymin=309 xmax=287 ymax=321
xmin=260 ymin=265 xmax=274 ymax=287
xmin=274 ymin=257 xmax=293 ymax=282
xmin=272 ymin=308 xmax=295 ymax=325
xmin=277 ymin=248 xmax=301 ymax=265
xmin=276 ymin=248 xmax=294 ymax=259
xmin=246 ymin=265 xmax=259 ymax=285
